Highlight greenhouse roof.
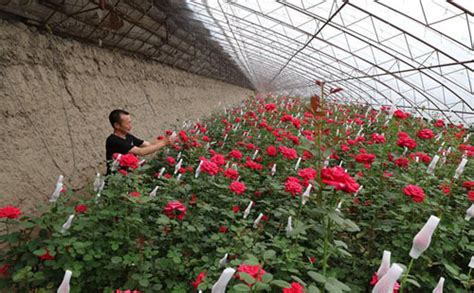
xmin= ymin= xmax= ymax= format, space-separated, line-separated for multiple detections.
xmin=187 ymin=0 xmax=473 ymax=124
xmin=1 ymin=0 xmax=472 ymax=124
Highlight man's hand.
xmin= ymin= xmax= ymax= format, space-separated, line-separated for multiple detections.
xmin=156 ymin=136 xmax=173 ymax=146
xmin=130 ymin=136 xmax=171 ymax=156
xmin=169 ymin=132 xmax=177 ymax=143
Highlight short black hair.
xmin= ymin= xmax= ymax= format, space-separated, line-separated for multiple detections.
xmin=109 ymin=109 xmax=129 ymax=127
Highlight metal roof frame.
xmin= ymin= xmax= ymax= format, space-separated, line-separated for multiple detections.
xmin=188 ymin=0 xmax=473 ymax=124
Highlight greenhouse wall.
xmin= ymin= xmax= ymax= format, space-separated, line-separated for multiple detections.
xmin=0 ymin=20 xmax=253 ymax=210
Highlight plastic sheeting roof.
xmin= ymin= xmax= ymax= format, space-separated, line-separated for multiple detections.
xmin=186 ymin=0 xmax=473 ymax=125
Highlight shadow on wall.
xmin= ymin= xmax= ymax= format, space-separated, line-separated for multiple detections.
xmin=0 ymin=19 xmax=253 ymax=211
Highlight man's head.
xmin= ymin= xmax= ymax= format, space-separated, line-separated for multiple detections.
xmin=109 ymin=109 xmax=132 ymax=134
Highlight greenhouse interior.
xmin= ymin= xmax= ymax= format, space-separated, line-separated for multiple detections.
xmin=0 ymin=0 xmax=473 ymax=292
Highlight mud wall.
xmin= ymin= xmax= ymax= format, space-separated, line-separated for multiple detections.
xmin=0 ymin=20 xmax=252 ymax=209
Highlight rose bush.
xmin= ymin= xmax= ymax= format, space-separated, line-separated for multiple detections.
xmin=0 ymin=92 xmax=473 ymax=292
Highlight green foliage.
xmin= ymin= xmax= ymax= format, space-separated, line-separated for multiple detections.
xmin=1 ymin=95 xmax=473 ymax=291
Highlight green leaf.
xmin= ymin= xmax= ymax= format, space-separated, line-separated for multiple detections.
xmin=271 ymin=280 xmax=292 ymax=288
xmin=290 ymin=275 xmax=307 ymax=286
xmin=254 ymin=282 xmax=271 ymax=290
xmin=263 ymin=250 xmax=276 ymax=261
xmin=139 ymin=279 xmax=150 ymax=287
xmin=244 ymin=255 xmax=260 ymax=265
xmin=233 ymin=284 xmax=251 ymax=292
xmin=328 ymin=212 xmax=344 ymax=226
xmin=33 ymin=249 xmax=46 ymax=256
xmin=333 ymin=240 xmax=348 ymax=249
xmin=111 ymin=256 xmax=122 ymax=264
xmin=337 ymin=248 xmax=352 ymax=258
xmin=406 ymin=278 xmax=420 ymax=288
xmin=443 ymin=263 xmax=460 ymax=276
xmin=308 ymin=285 xmax=321 ymax=293
xmin=238 ymin=272 xmax=256 ymax=285
xmin=22 ymin=221 xmax=36 ymax=229
xmin=308 ymin=271 xmax=326 ymax=284
xmin=261 ymin=273 xmax=273 ymax=283
xmin=325 ymin=277 xmax=350 ymax=292
xmin=156 ymin=215 xmax=171 ymax=225
xmin=343 ymin=219 xmax=360 ymax=232
xmin=111 ymin=243 xmax=119 ymax=251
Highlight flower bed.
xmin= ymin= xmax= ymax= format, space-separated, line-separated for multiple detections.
xmin=1 ymin=92 xmax=473 ymax=292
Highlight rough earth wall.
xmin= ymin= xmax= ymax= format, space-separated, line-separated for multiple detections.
xmin=0 ymin=20 xmax=253 ymax=210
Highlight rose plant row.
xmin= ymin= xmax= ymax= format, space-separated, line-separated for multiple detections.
xmin=0 ymin=90 xmax=473 ymax=292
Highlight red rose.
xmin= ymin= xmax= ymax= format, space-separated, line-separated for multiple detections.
xmin=281 ymin=114 xmax=293 ymax=122
xmin=440 ymin=183 xmax=451 ymax=195
xmin=303 ymin=150 xmax=313 ymax=160
xmin=0 ymin=205 xmax=22 ymax=219
xmin=224 ymin=168 xmax=239 ymax=180
xmin=118 ymin=169 xmax=128 ymax=176
xmin=371 ymin=133 xmax=385 ymax=144
xmin=403 ymin=185 xmax=425 ymax=203
xmin=288 ymin=135 xmax=299 ymax=145
xmin=383 ymin=171 xmax=393 ymax=178
xmin=463 ymin=181 xmax=474 ymax=190
xmin=355 ymin=152 xmax=376 ymax=167
xmin=228 ymin=149 xmax=243 ymax=160
xmin=292 ymin=119 xmax=301 ymax=129
xmin=340 ymin=144 xmax=350 ymax=152
xmin=39 ymin=248 xmax=55 ymax=260
xmin=201 ymin=159 xmax=219 ymax=176
xmin=229 ymin=181 xmax=246 ymax=195
xmin=178 ymin=130 xmax=189 ymax=143
xmin=189 ymin=194 xmax=198 ymax=206
xmin=237 ymin=264 xmax=266 ymax=286
xmin=266 ymin=145 xmax=278 ymax=157
xmin=166 ymin=156 xmax=176 ymax=165
xmin=211 ymin=154 xmax=226 ymax=166
xmin=394 ymin=110 xmax=409 ymax=119
xmin=246 ymin=143 xmax=256 ymax=150
xmin=321 ymin=166 xmax=360 ymax=194
xmin=219 ymin=226 xmax=228 ymax=233
xmin=370 ymin=272 xmax=378 ymax=285
xmin=130 ymin=191 xmax=140 ymax=197
xmin=191 ymin=272 xmax=206 ymax=289
xmin=468 ymin=191 xmax=474 ymax=202
xmin=0 ymin=264 xmax=11 ymax=277
xmin=164 ymin=201 xmax=187 ymax=220
xmin=232 ymin=205 xmax=240 ymax=213
xmin=434 ymin=119 xmax=445 ymax=127
xmin=394 ymin=157 xmax=409 ymax=168
xmin=279 ymin=146 xmax=298 ymax=160
xmin=75 ymin=204 xmax=88 ymax=214
xmin=396 ymin=132 xmax=417 ymax=149
xmin=264 ymin=103 xmax=277 ymax=111
xmin=114 ymin=153 xmax=140 ymax=169
xmin=298 ymin=168 xmax=317 ymax=181
xmin=283 ymin=282 xmax=304 ymax=293
xmin=417 ymin=129 xmax=434 ymax=139
xmin=285 ymin=177 xmax=303 ymax=196
xmin=410 ymin=152 xmax=431 ymax=164
xmin=244 ymin=159 xmax=263 ymax=170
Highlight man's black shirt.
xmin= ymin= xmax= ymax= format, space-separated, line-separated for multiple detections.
xmin=105 ymin=133 xmax=144 ymax=174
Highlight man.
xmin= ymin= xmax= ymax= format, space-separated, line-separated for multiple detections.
xmin=105 ymin=109 xmax=173 ymax=175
